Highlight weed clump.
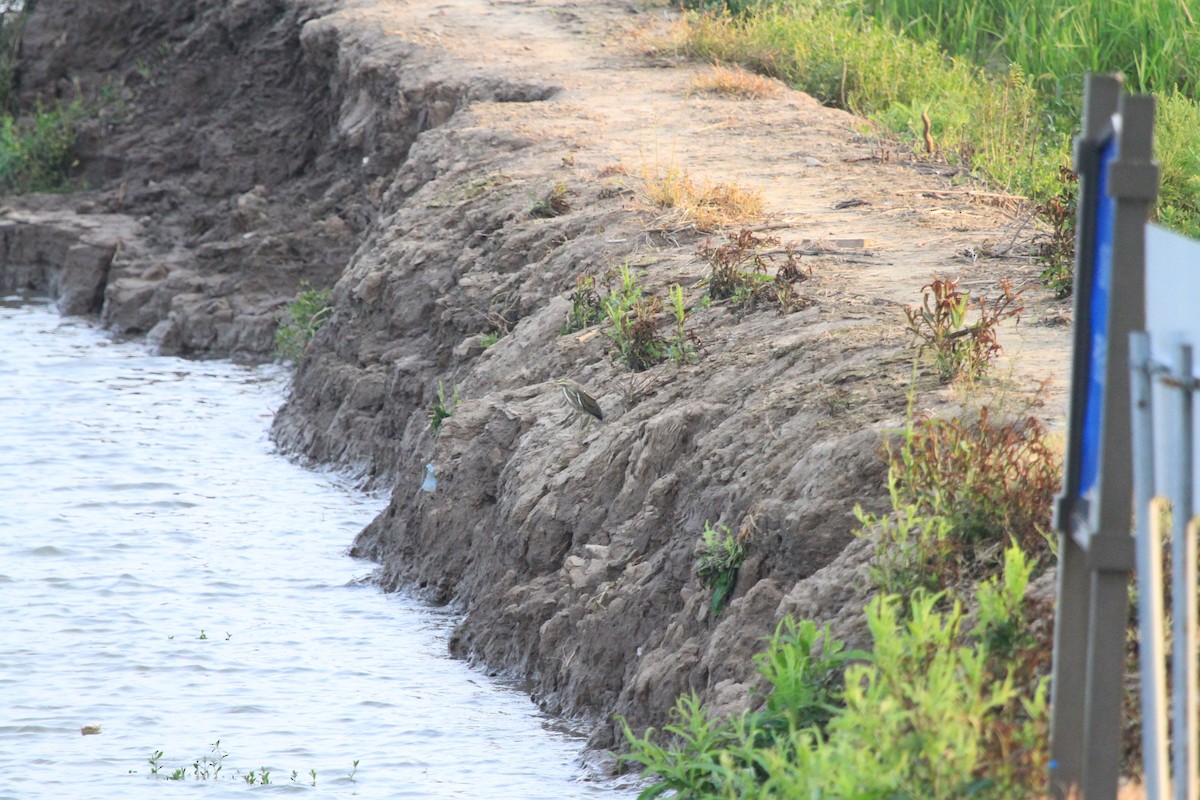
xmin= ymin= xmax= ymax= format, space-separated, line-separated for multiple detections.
xmin=530 ymin=181 xmax=571 ymax=218
xmin=856 ymin=404 xmax=1059 ymax=596
xmin=0 ymin=97 xmax=87 ymax=194
xmin=904 ymin=276 xmax=1023 ymax=382
xmin=688 ymin=64 xmax=783 ymax=99
xmin=600 ymin=263 xmax=668 ymax=372
xmin=1035 ymin=166 xmax=1078 ymax=298
xmin=701 ymin=229 xmax=809 ymax=313
xmin=564 ymin=267 xmax=704 ymax=371
xmin=562 ymin=274 xmax=605 ymax=334
xmin=274 ymin=282 xmax=333 ymax=362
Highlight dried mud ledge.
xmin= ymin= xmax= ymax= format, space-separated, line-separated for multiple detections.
xmin=1 ymin=0 xmax=912 ymax=752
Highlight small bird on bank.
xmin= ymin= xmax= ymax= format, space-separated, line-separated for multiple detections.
xmin=557 ymin=378 xmax=604 ymax=426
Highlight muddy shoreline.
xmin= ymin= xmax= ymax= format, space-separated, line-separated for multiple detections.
xmin=2 ymin=0 xmax=1069 ymax=752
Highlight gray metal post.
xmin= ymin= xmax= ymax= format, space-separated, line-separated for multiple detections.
xmin=1051 ymin=74 xmax=1123 ymax=799
xmin=1130 ymin=331 xmax=1170 ymax=800
xmin=1079 ymin=89 xmax=1158 ymax=800
xmin=1168 ymin=344 xmax=1198 ymax=800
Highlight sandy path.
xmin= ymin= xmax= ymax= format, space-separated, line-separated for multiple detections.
xmin=332 ymin=0 xmax=1069 ymax=417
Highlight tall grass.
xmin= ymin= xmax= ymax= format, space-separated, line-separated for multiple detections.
xmin=856 ymin=0 xmax=1200 ymax=102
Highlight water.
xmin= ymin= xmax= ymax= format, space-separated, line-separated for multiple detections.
xmin=0 ymin=302 xmax=629 ymax=799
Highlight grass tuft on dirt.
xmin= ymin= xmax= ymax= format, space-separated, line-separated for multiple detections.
xmin=688 ymin=63 xmax=783 ymax=99
xmin=632 ymin=158 xmax=763 ymax=232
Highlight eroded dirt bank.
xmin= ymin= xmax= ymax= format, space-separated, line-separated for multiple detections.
xmin=5 ymin=0 xmax=1070 ymax=754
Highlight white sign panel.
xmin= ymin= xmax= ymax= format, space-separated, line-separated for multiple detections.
xmin=1144 ymin=222 xmax=1200 ymax=499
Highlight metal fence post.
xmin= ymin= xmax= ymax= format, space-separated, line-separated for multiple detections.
xmin=1168 ymin=344 xmax=1198 ymax=800
xmin=1130 ymin=331 xmax=1170 ymax=800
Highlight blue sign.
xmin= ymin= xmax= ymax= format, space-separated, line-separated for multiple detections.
xmin=1079 ymin=137 xmax=1117 ymax=499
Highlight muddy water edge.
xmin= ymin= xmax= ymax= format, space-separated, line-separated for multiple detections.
xmin=0 ymin=300 xmax=631 ymax=798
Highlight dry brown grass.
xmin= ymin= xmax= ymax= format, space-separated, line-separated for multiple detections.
xmin=596 ymin=161 xmax=631 ymax=178
xmin=632 ymin=160 xmax=763 ymax=232
xmin=689 ymin=64 xmax=783 ymax=99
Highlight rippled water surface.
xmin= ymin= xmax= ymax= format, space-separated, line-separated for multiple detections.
xmin=0 ymin=303 xmax=628 ymax=799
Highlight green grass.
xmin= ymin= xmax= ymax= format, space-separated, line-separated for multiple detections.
xmin=671 ymin=0 xmax=1200 ymax=247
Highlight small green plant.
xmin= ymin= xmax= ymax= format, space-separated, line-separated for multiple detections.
xmin=854 ymin=475 xmax=956 ymax=598
xmin=1036 ymin=165 xmax=1078 ymax=298
xmin=274 ymin=281 xmax=333 ymax=361
xmin=530 ymin=181 xmax=571 ymax=218
xmin=348 ymin=759 xmax=360 ymax=782
xmin=562 ymin=273 xmax=606 ymax=334
xmin=479 ymin=331 xmax=501 ymax=349
xmin=428 ymin=381 xmax=461 ymax=433
xmin=140 ymin=741 xmax=342 ymax=785
xmin=665 ymin=283 xmax=699 ymax=364
xmin=242 ymin=767 xmax=271 ymax=785
xmin=904 ymin=276 xmax=1023 ymax=382
xmin=603 ymin=263 xmax=667 ymax=372
xmin=694 ymin=521 xmax=746 ymax=617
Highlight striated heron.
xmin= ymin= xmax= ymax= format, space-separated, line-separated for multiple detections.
xmin=557 ymin=378 xmax=603 ymax=424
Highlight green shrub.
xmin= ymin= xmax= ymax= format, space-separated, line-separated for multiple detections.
xmin=0 ymin=99 xmax=86 ymax=194
xmin=623 ymin=549 xmax=1048 ymax=799
xmin=274 ymin=282 xmax=332 ymax=361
